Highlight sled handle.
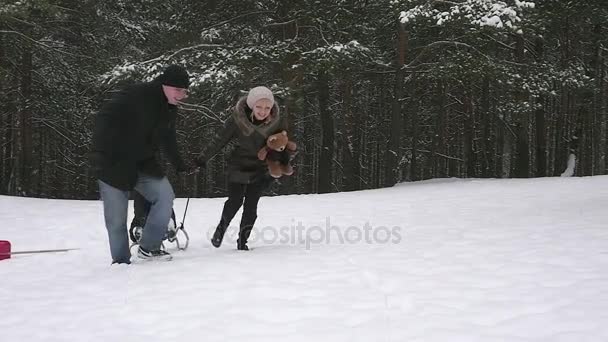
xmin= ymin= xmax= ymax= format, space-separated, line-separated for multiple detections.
xmin=181 ymin=197 xmax=190 ymax=227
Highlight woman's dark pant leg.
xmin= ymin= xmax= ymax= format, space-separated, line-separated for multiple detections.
xmin=220 ymin=183 xmax=247 ymax=228
xmin=238 ymin=177 xmax=271 ymax=247
xmin=211 ymin=182 xmax=246 ymax=247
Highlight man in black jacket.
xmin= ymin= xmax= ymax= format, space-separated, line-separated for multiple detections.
xmin=91 ymin=65 xmax=190 ymax=264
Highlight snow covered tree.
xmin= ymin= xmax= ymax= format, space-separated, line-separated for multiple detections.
xmin=1 ymin=0 xmax=607 ymax=198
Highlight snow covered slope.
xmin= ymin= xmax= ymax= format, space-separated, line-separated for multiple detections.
xmin=2 ymin=176 xmax=608 ymax=341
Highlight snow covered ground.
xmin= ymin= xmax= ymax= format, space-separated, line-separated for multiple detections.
xmin=2 ymin=176 xmax=608 ymax=342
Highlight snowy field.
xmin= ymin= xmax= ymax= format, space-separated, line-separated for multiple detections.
xmin=2 ymin=176 xmax=608 ymax=342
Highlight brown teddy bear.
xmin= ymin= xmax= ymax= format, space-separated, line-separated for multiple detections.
xmin=257 ymin=131 xmax=297 ymax=178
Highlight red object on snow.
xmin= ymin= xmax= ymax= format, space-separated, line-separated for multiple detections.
xmin=0 ymin=240 xmax=11 ymax=260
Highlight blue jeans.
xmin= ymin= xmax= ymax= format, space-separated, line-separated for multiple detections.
xmin=98 ymin=174 xmax=175 ymax=263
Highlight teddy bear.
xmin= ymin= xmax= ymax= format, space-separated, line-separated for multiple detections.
xmin=257 ymin=131 xmax=297 ymax=178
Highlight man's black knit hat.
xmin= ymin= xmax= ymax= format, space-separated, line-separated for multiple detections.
xmin=159 ymin=65 xmax=190 ymax=89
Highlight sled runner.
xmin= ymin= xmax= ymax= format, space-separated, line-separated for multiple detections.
xmin=129 ymin=197 xmax=191 ymax=251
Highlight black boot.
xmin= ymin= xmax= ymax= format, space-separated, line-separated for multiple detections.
xmin=237 ymin=214 xmax=256 ymax=251
xmin=236 ymin=227 xmax=250 ymax=250
xmin=211 ymin=220 xmax=228 ymax=248
xmin=237 ymin=230 xmax=250 ymax=250
xmin=237 ymin=241 xmax=249 ymax=251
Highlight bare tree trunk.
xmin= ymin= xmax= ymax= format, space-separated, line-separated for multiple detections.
xmin=18 ymin=41 xmax=33 ymax=195
xmin=547 ymin=94 xmax=555 ymax=175
xmin=385 ymin=21 xmax=407 ymax=186
xmin=317 ymin=72 xmax=334 ymax=193
xmin=554 ymin=17 xmax=572 ymax=175
xmin=535 ymin=101 xmax=547 ymax=177
xmin=496 ymin=111 xmax=505 ymax=177
xmin=280 ymin=45 xmax=302 ymax=194
xmin=514 ymin=34 xmax=530 ymax=178
xmin=593 ymin=23 xmax=606 ymax=174
xmin=464 ymin=93 xmax=476 ymax=177
xmin=37 ymin=128 xmax=45 ymax=195
xmin=515 ymin=122 xmax=530 ymax=178
xmin=308 ymin=120 xmax=319 ymax=193
xmin=534 ymin=37 xmax=548 ymax=177
xmin=480 ymin=76 xmax=491 ymax=177
xmin=438 ymin=81 xmax=448 ymax=177
xmin=429 ymin=80 xmax=447 ymax=178
xmin=603 ymin=60 xmax=608 ymax=174
xmin=554 ymin=89 xmax=568 ymax=175
xmin=564 ymin=107 xmax=583 ymax=177
xmin=582 ymin=105 xmax=593 ymax=175
xmin=341 ymin=77 xmax=361 ymax=191
xmin=288 ymin=70 xmax=305 ymax=194
xmin=360 ymin=82 xmax=375 ymax=189
xmin=409 ymin=92 xmax=419 ymax=181
xmin=0 ymin=27 xmax=9 ymax=193
xmin=501 ymin=109 xmax=512 ymax=178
